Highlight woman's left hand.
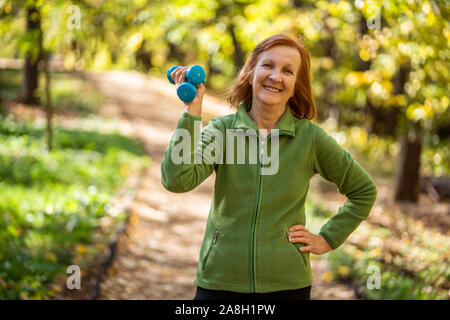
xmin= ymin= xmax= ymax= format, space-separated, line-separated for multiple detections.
xmin=287 ymin=225 xmax=333 ymax=255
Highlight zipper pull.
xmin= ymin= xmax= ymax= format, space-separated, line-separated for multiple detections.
xmin=260 ymin=139 xmax=265 ymax=163
xmin=213 ymin=230 xmax=219 ymax=244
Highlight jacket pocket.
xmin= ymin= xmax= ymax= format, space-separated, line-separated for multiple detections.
xmin=202 ymin=230 xmax=219 ymax=272
xmin=290 ymin=242 xmax=308 ymax=267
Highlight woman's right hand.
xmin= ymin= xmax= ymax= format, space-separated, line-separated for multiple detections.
xmin=170 ymin=66 xmax=205 ymax=117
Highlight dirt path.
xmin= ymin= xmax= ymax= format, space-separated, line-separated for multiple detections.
xmin=89 ymin=71 xmax=358 ymax=300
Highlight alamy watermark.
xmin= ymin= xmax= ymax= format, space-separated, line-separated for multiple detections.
xmin=355 ymin=0 xmax=381 ymax=30
xmin=170 ymin=121 xmax=279 ymax=175
xmin=366 ymin=264 xmax=381 ymax=289
xmin=67 ymin=4 xmax=81 ymax=30
xmin=66 ymin=265 xmax=81 ymax=289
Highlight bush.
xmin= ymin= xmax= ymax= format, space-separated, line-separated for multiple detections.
xmin=0 ymin=116 xmax=150 ymax=299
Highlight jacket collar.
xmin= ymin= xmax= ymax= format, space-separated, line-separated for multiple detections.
xmin=230 ymin=100 xmax=296 ymax=137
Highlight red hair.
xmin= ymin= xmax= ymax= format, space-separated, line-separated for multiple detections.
xmin=225 ymin=34 xmax=316 ymax=120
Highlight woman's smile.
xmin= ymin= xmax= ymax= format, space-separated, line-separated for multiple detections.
xmin=262 ymin=85 xmax=282 ymax=93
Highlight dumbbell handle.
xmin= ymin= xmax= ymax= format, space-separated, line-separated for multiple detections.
xmin=167 ymin=65 xmax=205 ymax=85
xmin=167 ymin=65 xmax=178 ymax=84
xmin=167 ymin=65 xmax=206 ymax=103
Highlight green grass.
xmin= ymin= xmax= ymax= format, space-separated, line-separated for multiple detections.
xmin=0 ymin=114 xmax=149 ymax=300
xmin=0 ymin=68 xmax=151 ymax=299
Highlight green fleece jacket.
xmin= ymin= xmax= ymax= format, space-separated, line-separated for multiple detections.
xmin=161 ymin=100 xmax=377 ymax=293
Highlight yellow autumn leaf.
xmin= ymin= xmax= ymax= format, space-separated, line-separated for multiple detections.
xmin=76 ymin=245 xmax=87 ymax=255
xmin=427 ymin=13 xmax=436 ymax=26
xmin=362 ymin=70 xmax=375 ymax=84
xmin=129 ymin=215 xmax=139 ymax=225
xmin=395 ymin=95 xmax=406 ymax=106
xmin=359 ymin=49 xmax=370 ymax=62
xmin=108 ymin=266 xmax=116 ymax=276
xmin=127 ymin=33 xmax=143 ymax=52
xmin=244 ymin=5 xmax=258 ymax=19
xmin=329 ymin=3 xmax=339 ymax=16
xmin=353 ymin=250 xmax=363 ymax=259
xmin=51 ymin=284 xmax=63 ymax=293
xmin=338 ymin=266 xmax=350 ymax=276
xmin=345 ymin=72 xmax=359 ymax=87
xmin=371 ymin=248 xmax=382 ymax=258
xmin=322 ymin=271 xmax=333 ymax=283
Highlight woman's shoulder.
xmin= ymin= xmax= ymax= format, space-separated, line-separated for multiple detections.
xmin=205 ymin=112 xmax=237 ymax=131
xmin=294 ymin=117 xmax=331 ymax=136
xmin=291 ymin=117 xmax=319 ymax=136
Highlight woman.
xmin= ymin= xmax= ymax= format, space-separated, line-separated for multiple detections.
xmin=161 ymin=34 xmax=377 ymax=300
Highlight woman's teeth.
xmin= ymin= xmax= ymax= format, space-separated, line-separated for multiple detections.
xmin=263 ymin=86 xmax=281 ymax=93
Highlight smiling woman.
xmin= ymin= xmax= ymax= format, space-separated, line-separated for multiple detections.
xmin=227 ymin=34 xmax=316 ymax=122
xmin=247 ymin=45 xmax=301 ymax=136
xmin=161 ymin=34 xmax=378 ymax=300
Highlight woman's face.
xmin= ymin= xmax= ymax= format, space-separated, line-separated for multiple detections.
xmin=249 ymin=45 xmax=301 ymax=109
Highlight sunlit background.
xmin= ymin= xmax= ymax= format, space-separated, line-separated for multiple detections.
xmin=0 ymin=0 xmax=449 ymax=300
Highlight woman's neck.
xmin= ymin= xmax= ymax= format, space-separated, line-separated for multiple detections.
xmin=247 ymin=100 xmax=286 ymax=137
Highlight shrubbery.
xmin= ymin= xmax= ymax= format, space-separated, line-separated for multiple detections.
xmin=0 ymin=116 xmax=150 ymax=299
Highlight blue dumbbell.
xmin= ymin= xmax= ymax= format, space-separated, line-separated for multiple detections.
xmin=167 ymin=65 xmax=205 ymax=103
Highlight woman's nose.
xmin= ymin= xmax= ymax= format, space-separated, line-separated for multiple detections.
xmin=269 ymin=69 xmax=282 ymax=82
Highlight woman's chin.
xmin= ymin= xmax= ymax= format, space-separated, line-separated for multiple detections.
xmin=255 ymin=96 xmax=286 ymax=107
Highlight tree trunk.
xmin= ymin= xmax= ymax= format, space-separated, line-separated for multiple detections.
xmin=369 ymin=105 xmax=401 ymax=136
xmin=43 ymin=51 xmax=53 ymax=151
xmin=228 ymin=23 xmax=245 ymax=71
xmin=135 ymin=40 xmax=152 ymax=72
xmin=206 ymin=53 xmax=223 ymax=86
xmin=168 ymin=42 xmax=186 ymax=64
xmin=291 ymin=0 xmax=303 ymax=7
xmin=20 ymin=3 xmax=42 ymax=105
xmin=394 ymin=122 xmax=423 ymax=202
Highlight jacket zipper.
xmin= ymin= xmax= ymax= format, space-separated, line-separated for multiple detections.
xmin=249 ymin=133 xmax=269 ymax=292
xmin=202 ymin=230 xmax=219 ymax=271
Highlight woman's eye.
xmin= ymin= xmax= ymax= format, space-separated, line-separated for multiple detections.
xmin=285 ymin=69 xmax=293 ymax=74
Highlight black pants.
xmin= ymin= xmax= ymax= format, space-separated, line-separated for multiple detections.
xmin=193 ymin=285 xmax=311 ymax=300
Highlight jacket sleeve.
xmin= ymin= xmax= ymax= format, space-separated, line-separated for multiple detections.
xmin=161 ymin=111 xmax=222 ymax=193
xmin=312 ymin=124 xmax=377 ymax=250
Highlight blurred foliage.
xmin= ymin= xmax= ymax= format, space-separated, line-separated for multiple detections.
xmin=0 ymin=69 xmax=104 ymax=115
xmin=306 ymin=194 xmax=450 ymax=300
xmin=0 ymin=66 xmax=150 ymax=300
xmin=0 ymin=116 xmax=150 ymax=299
xmin=1 ymin=0 xmax=448 ymax=135
xmin=44 ymin=75 xmax=105 ymax=115
xmin=0 ymin=0 xmax=449 ymax=300
xmin=319 ymin=117 xmax=450 ymax=177
xmin=0 ymin=69 xmax=21 ymax=100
